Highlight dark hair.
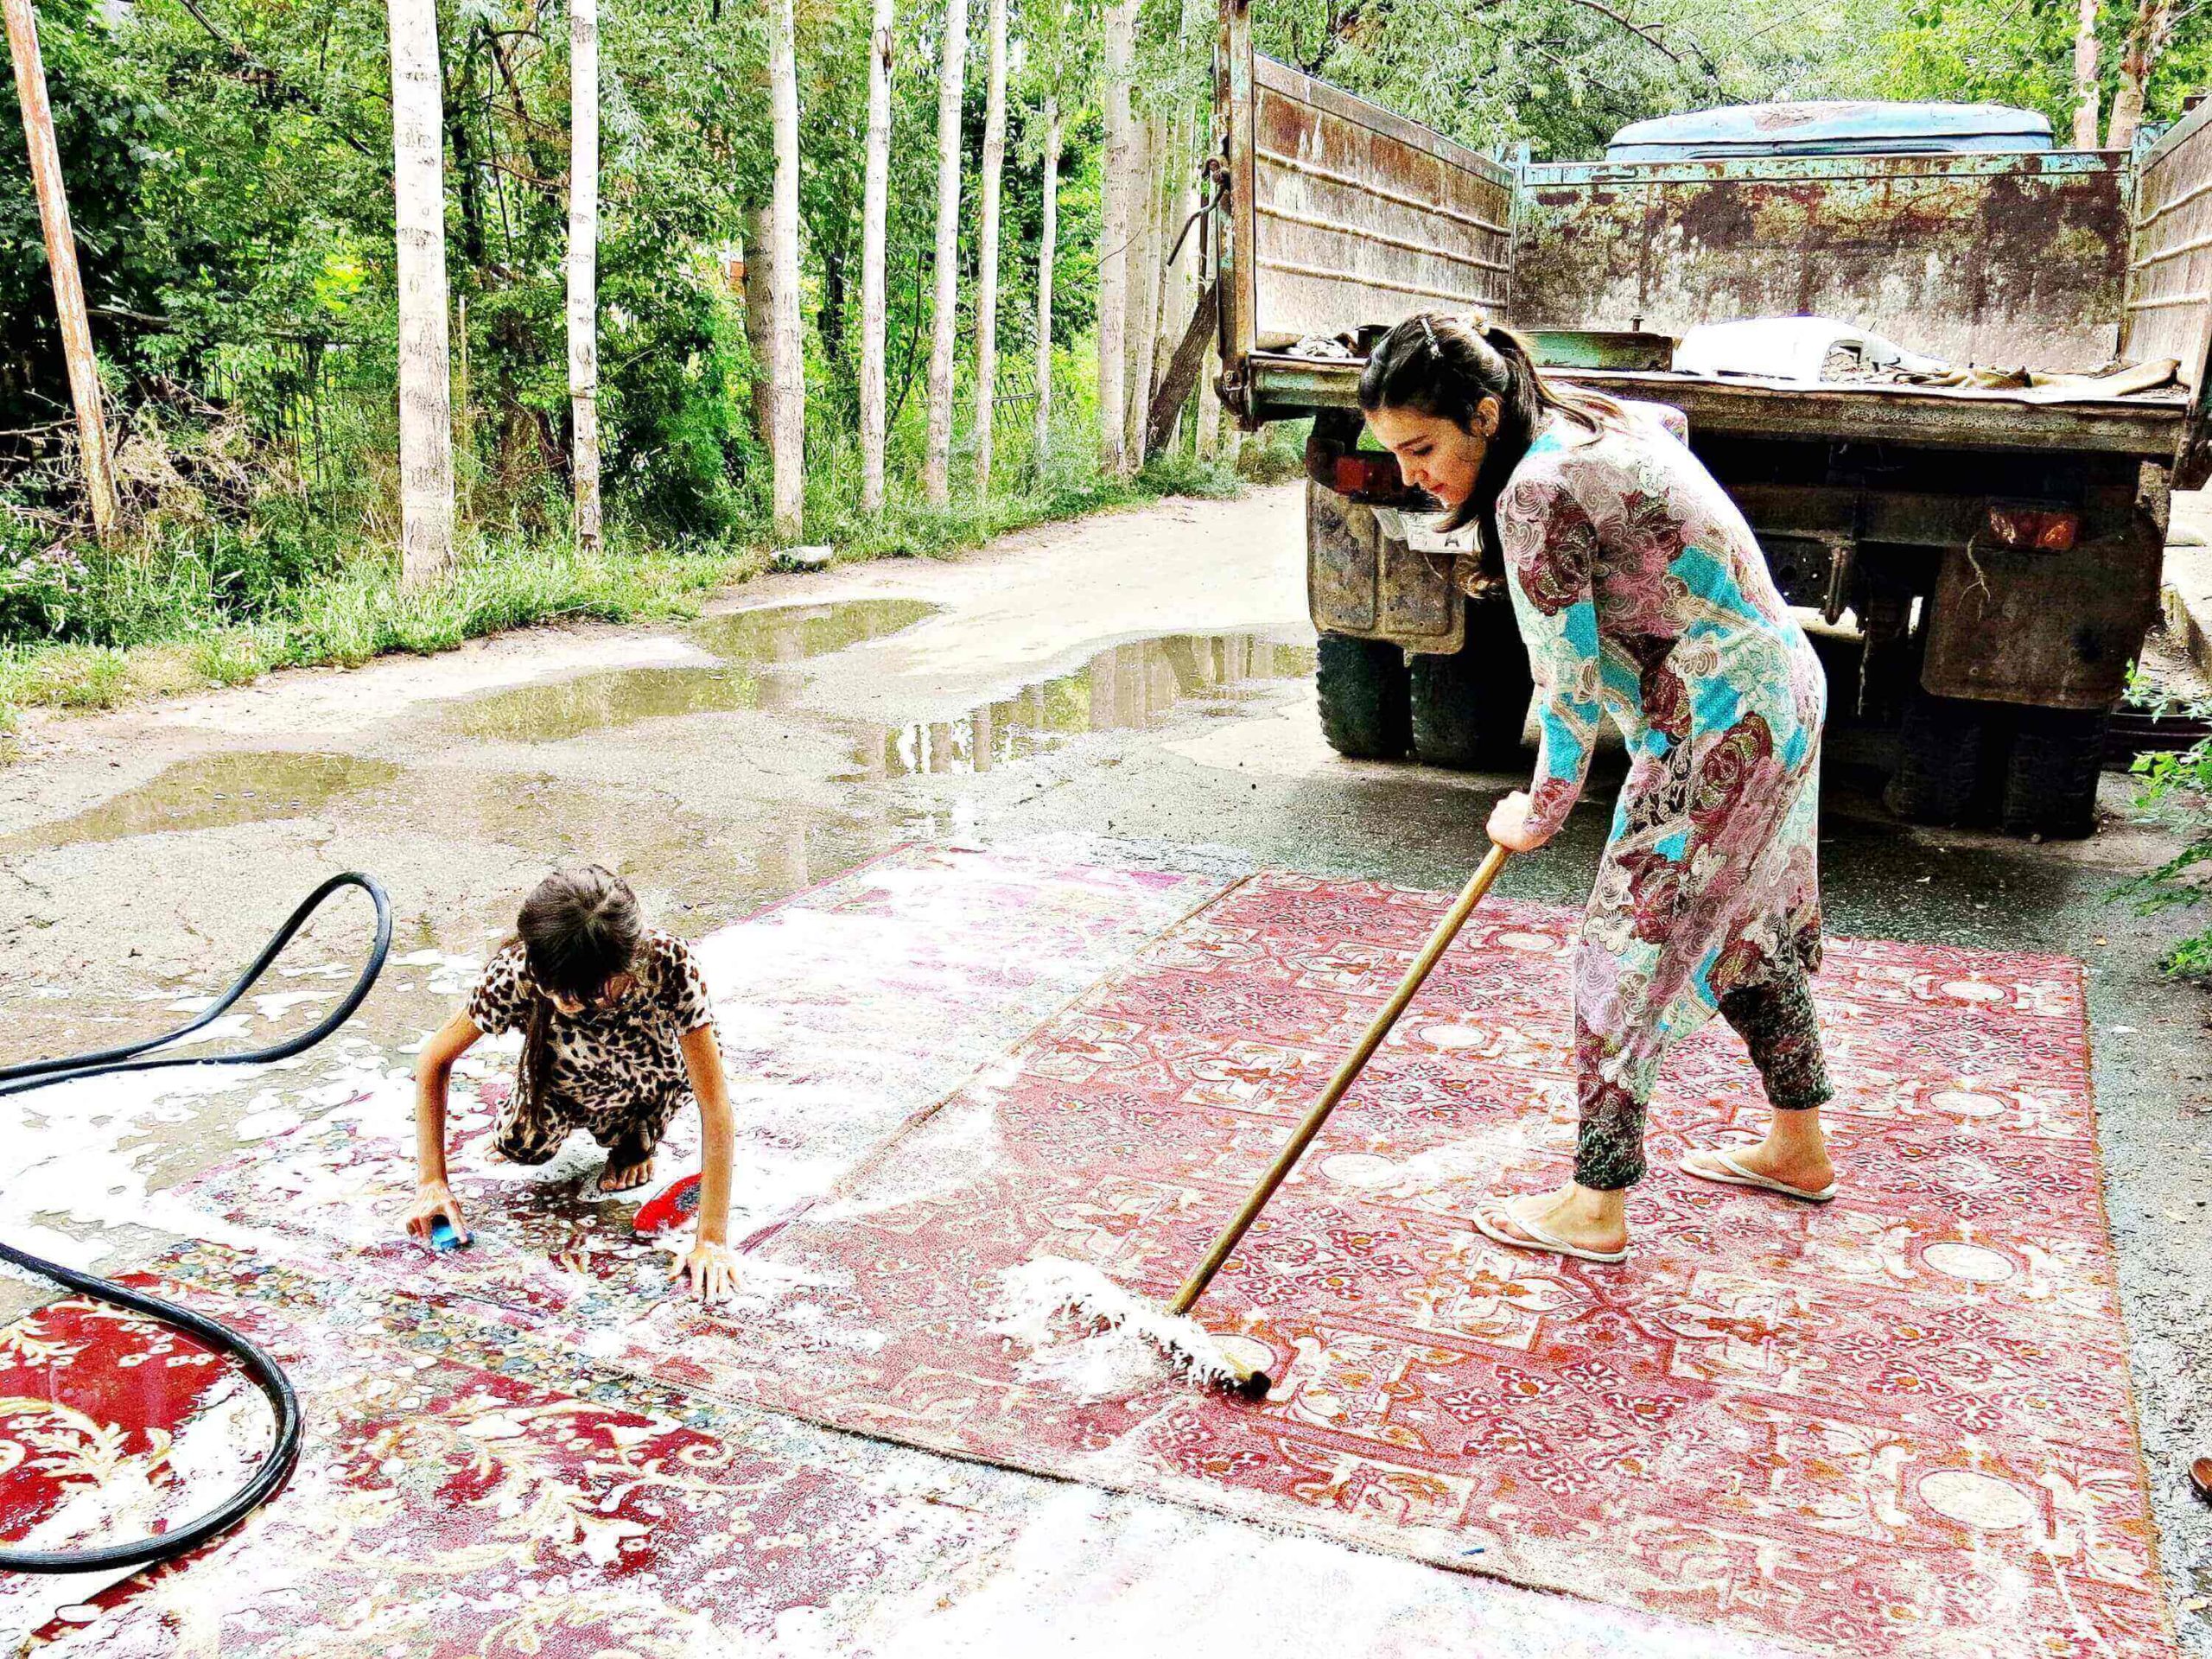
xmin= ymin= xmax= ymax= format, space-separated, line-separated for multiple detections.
xmin=1357 ymin=310 xmax=1623 ymax=537
xmin=512 ymin=866 xmax=642 ymax=1120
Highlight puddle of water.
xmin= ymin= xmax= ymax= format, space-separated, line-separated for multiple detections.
xmin=450 ymin=664 xmax=774 ymax=743
xmin=0 ymin=752 xmax=404 ymax=854
xmin=865 ymin=633 xmax=1316 ymax=777
xmin=449 ymin=597 xmax=942 ymax=743
xmin=688 ymin=596 xmax=940 ymax=664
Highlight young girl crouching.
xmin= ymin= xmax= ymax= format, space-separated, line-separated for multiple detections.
xmin=407 ymin=866 xmax=737 ymax=1300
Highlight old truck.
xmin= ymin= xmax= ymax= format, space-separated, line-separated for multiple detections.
xmin=1205 ymin=1 xmax=2212 ymax=837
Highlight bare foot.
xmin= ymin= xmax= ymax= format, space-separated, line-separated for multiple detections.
xmin=1478 ymin=1181 xmax=1629 ymax=1259
xmin=599 ymin=1152 xmax=656 ymax=1193
xmin=1684 ymin=1135 xmax=1834 ymax=1196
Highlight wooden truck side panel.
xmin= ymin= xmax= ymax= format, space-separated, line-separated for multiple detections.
xmin=2124 ymin=98 xmax=2212 ymax=486
xmin=1511 ymin=151 xmax=2133 ymax=373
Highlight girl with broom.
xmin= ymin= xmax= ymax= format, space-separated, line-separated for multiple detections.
xmin=1359 ymin=311 xmax=1834 ymax=1264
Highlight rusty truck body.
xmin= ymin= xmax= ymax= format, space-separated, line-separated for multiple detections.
xmin=1209 ymin=1 xmax=2212 ymax=837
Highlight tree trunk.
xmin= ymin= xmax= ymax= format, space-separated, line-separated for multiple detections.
xmin=859 ymin=0 xmax=894 ymax=514
xmin=1160 ymin=106 xmax=1200 ymax=454
xmin=741 ymin=200 xmax=774 ymax=445
xmin=1033 ymin=93 xmax=1061 ymax=480
xmin=4 ymin=0 xmax=118 ymax=543
xmin=818 ymin=245 xmax=848 ymax=366
xmin=768 ymin=0 xmax=806 ymax=539
xmin=2107 ymin=0 xmax=2175 ymax=152
xmin=1123 ymin=114 xmax=1162 ymax=466
xmin=2072 ymin=0 xmax=2102 ymax=149
xmin=923 ymin=0 xmax=969 ymax=507
xmin=1196 ymin=336 xmax=1220 ymax=461
xmin=1096 ymin=0 xmax=1136 ymax=476
xmin=447 ymin=31 xmax=488 ymax=269
xmin=386 ymin=0 xmax=454 ymax=581
xmin=567 ymin=0 xmax=601 ymax=552
xmin=971 ymin=0 xmax=1007 ymax=494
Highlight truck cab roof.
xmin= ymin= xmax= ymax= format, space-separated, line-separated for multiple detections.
xmin=1605 ymin=100 xmax=2055 ymax=162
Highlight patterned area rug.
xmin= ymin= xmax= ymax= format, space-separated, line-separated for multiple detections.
xmin=175 ymin=844 xmax=1234 ymax=1330
xmin=593 ymin=871 xmax=2171 ymax=1659
xmin=10 ymin=854 xmax=2171 ymax=1656
xmin=1 ymin=1251 xmax=1014 ymax=1655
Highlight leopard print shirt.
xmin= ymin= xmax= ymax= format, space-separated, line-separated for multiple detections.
xmin=465 ymin=931 xmax=715 ymax=1122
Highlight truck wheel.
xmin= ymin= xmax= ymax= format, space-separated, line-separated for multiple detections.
xmin=2000 ymin=708 xmax=2108 ymax=839
xmin=1885 ymin=693 xmax=1993 ymax=826
xmin=1408 ymin=600 xmax=1535 ymax=770
xmin=1316 ymin=632 xmax=1411 ymax=760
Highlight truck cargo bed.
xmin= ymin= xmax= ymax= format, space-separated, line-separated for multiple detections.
xmin=1246 ymin=352 xmax=2188 ymax=457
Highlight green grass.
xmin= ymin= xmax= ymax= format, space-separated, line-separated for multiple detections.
xmin=0 ymin=437 xmax=1300 ymax=736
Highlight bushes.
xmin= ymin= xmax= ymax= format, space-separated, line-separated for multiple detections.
xmin=2116 ymin=729 xmax=2212 ymax=977
xmin=2110 ymin=658 xmax=2212 ymax=975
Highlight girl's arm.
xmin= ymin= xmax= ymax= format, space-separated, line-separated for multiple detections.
xmin=671 ymin=1022 xmax=739 ymax=1301
xmin=1498 ymin=474 xmax=1604 ymax=847
xmin=408 ymin=1010 xmax=483 ymax=1243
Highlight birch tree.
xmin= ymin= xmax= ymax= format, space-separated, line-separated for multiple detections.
xmin=2070 ymin=0 xmax=2100 ymax=149
xmin=1096 ymin=0 xmax=1136 ymax=476
xmin=768 ymin=0 xmax=806 ymax=538
xmin=741 ymin=201 xmax=775 ymax=445
xmin=1032 ymin=92 xmax=1061 ymax=477
xmin=387 ymin=0 xmax=454 ymax=581
xmin=1122 ymin=113 xmax=1161 ymax=465
xmin=972 ymin=0 xmax=1007 ymax=493
xmin=858 ymin=0 xmax=895 ymax=514
xmin=923 ymin=0 xmax=970 ymax=507
xmin=2107 ymin=0 xmax=2177 ymax=152
xmin=567 ymin=0 xmax=601 ymax=551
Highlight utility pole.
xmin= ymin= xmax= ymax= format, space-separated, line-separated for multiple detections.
xmin=5 ymin=0 xmax=120 ymax=542
xmin=567 ymin=0 xmax=601 ymax=551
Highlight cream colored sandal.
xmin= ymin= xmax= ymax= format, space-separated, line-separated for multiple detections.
xmin=1472 ymin=1200 xmax=1630 ymax=1265
xmin=1681 ymin=1149 xmax=1837 ymax=1204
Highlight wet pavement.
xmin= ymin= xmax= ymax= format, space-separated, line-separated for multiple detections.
xmin=1 ymin=482 xmax=2209 ymax=1653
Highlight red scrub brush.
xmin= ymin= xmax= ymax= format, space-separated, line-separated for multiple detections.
xmin=632 ymin=1172 xmax=702 ymax=1235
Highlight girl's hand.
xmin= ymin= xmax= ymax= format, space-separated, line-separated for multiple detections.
xmin=1486 ymin=790 xmax=1554 ymax=854
xmin=671 ymin=1238 xmax=738 ymax=1304
xmin=406 ymin=1179 xmax=469 ymax=1247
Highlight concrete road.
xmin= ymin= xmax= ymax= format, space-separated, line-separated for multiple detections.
xmin=1 ymin=482 xmax=2207 ymax=1652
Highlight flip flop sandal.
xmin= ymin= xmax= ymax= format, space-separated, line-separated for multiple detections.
xmin=1680 ymin=1149 xmax=1837 ymax=1204
xmin=1472 ymin=1202 xmax=1630 ymax=1265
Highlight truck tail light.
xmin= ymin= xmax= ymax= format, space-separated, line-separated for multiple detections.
xmin=1332 ymin=453 xmax=1407 ymax=497
xmin=1986 ymin=501 xmax=2079 ymax=552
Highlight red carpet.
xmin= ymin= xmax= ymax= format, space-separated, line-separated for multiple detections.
xmin=604 ymin=871 xmax=2171 ymax=1658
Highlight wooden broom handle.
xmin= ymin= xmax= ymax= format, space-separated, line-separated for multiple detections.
xmin=1169 ymin=842 xmax=1512 ymax=1316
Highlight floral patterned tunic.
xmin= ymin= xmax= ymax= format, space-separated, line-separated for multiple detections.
xmin=1499 ymin=404 xmax=1826 ymax=1183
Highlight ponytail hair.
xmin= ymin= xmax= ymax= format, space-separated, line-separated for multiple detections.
xmin=1357 ymin=310 xmax=1624 ymax=537
xmin=507 ymin=865 xmax=642 ymax=1123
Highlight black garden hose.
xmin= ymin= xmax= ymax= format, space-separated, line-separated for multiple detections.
xmin=0 ymin=872 xmax=391 ymax=1573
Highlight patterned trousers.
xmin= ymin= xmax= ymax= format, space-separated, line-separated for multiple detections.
xmin=1573 ymin=961 xmax=1832 ymax=1192
xmin=492 ymin=1082 xmax=691 ymax=1167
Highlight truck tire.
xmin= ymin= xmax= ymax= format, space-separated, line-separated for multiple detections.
xmin=1408 ymin=600 xmax=1535 ymax=770
xmin=1885 ymin=692 xmax=1993 ymax=826
xmin=2000 ymin=707 xmax=2108 ymax=840
xmin=1316 ymin=632 xmax=1412 ymax=760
